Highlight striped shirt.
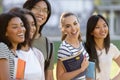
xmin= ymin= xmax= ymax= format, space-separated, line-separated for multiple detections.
xmin=58 ymin=41 xmax=89 ymax=59
xmin=0 ymin=42 xmax=15 ymax=78
xmin=58 ymin=41 xmax=89 ymax=80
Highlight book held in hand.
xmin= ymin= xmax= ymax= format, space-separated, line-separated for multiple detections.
xmin=86 ymin=60 xmax=96 ymax=80
xmin=14 ymin=58 xmax=26 ymax=79
xmin=60 ymin=51 xmax=86 ymax=78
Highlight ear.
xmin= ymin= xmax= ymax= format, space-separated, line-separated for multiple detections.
xmin=63 ymin=29 xmax=67 ymax=35
xmin=5 ymin=32 xmax=8 ymax=37
xmin=62 ymin=31 xmax=67 ymax=35
xmin=61 ymin=28 xmax=65 ymax=33
xmin=64 ymin=32 xmax=67 ymax=35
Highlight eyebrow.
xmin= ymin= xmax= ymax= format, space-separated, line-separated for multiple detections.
xmin=73 ymin=21 xmax=77 ymax=23
xmin=35 ymin=6 xmax=47 ymax=9
xmin=10 ymin=23 xmax=23 ymax=26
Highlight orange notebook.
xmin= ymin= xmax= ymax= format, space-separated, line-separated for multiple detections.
xmin=14 ymin=58 xmax=26 ymax=79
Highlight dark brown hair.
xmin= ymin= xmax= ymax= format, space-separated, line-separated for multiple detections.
xmin=10 ymin=7 xmax=37 ymax=48
xmin=0 ymin=12 xmax=30 ymax=49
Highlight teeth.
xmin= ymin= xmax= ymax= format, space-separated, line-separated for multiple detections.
xmin=100 ymin=33 xmax=106 ymax=35
xmin=36 ymin=15 xmax=43 ymax=20
xmin=18 ymin=33 xmax=23 ymax=36
xmin=72 ymin=31 xmax=77 ymax=35
xmin=37 ymin=17 xmax=43 ymax=21
xmin=18 ymin=35 xmax=23 ymax=37
xmin=73 ymin=32 xmax=76 ymax=34
xmin=18 ymin=33 xmax=25 ymax=37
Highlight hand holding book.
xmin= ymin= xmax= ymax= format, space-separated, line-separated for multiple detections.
xmin=86 ymin=60 xmax=96 ymax=79
xmin=60 ymin=51 xmax=88 ymax=79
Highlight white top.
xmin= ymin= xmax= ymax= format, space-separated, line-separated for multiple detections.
xmin=16 ymin=48 xmax=45 ymax=80
xmin=96 ymin=43 xmax=120 ymax=80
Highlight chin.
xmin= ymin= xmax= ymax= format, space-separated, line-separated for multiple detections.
xmin=18 ymin=40 xmax=24 ymax=43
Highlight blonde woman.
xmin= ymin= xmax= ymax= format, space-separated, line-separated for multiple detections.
xmin=57 ymin=12 xmax=89 ymax=80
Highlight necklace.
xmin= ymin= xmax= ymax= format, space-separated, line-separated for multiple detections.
xmin=96 ymin=46 xmax=103 ymax=56
xmin=98 ymin=49 xmax=103 ymax=56
xmin=11 ymin=50 xmax=18 ymax=58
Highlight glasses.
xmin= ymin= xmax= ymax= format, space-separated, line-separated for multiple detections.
xmin=33 ymin=6 xmax=49 ymax=14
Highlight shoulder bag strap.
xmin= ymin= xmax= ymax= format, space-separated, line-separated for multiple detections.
xmin=45 ymin=37 xmax=53 ymax=61
xmin=45 ymin=37 xmax=49 ymax=60
xmin=48 ymin=43 xmax=53 ymax=61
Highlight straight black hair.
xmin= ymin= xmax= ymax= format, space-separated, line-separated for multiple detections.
xmin=23 ymin=0 xmax=51 ymax=34
xmin=85 ymin=14 xmax=110 ymax=72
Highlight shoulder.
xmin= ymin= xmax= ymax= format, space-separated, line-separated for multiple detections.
xmin=110 ymin=43 xmax=119 ymax=49
xmin=45 ymin=37 xmax=53 ymax=44
xmin=0 ymin=42 xmax=8 ymax=48
xmin=109 ymin=43 xmax=120 ymax=59
xmin=59 ymin=41 xmax=69 ymax=51
xmin=39 ymin=36 xmax=53 ymax=45
xmin=32 ymin=47 xmax=45 ymax=64
xmin=108 ymin=43 xmax=118 ymax=52
xmin=0 ymin=42 xmax=10 ymax=52
xmin=0 ymin=42 xmax=10 ymax=59
xmin=32 ymin=47 xmax=43 ymax=55
xmin=34 ymin=36 xmax=46 ymax=42
xmin=58 ymin=41 xmax=71 ymax=59
xmin=32 ymin=47 xmax=45 ymax=61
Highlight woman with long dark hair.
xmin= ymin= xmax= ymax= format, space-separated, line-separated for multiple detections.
xmin=85 ymin=14 xmax=120 ymax=80
xmin=0 ymin=12 xmax=28 ymax=80
xmin=10 ymin=7 xmax=45 ymax=80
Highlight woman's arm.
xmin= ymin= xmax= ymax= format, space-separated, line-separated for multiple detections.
xmin=0 ymin=59 xmax=10 ymax=80
xmin=56 ymin=58 xmax=89 ymax=80
xmin=112 ymin=55 xmax=120 ymax=80
xmin=45 ymin=70 xmax=54 ymax=80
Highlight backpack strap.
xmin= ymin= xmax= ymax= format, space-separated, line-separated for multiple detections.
xmin=45 ymin=37 xmax=53 ymax=70
xmin=49 ymin=42 xmax=53 ymax=61
xmin=45 ymin=37 xmax=53 ymax=61
xmin=45 ymin=37 xmax=49 ymax=60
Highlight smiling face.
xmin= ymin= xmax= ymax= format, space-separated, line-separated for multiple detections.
xmin=61 ymin=15 xmax=80 ymax=39
xmin=91 ymin=18 xmax=108 ymax=40
xmin=31 ymin=1 xmax=48 ymax=27
xmin=5 ymin=17 xmax=26 ymax=45
xmin=25 ymin=14 xmax=36 ymax=39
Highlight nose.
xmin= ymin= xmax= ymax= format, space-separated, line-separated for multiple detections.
xmin=33 ymin=9 xmax=43 ymax=16
xmin=71 ymin=26 xmax=76 ymax=31
xmin=37 ymin=9 xmax=45 ymax=15
xmin=101 ymin=27 xmax=105 ymax=32
xmin=19 ymin=26 xmax=26 ymax=33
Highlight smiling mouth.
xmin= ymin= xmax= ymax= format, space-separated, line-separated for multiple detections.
xmin=18 ymin=33 xmax=25 ymax=38
xmin=71 ymin=31 xmax=78 ymax=35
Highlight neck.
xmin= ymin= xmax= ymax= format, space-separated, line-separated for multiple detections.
xmin=94 ymin=39 xmax=104 ymax=50
xmin=35 ymin=34 xmax=40 ymax=39
xmin=21 ymin=45 xmax=30 ymax=52
xmin=65 ymin=37 xmax=80 ymax=48
xmin=11 ymin=43 xmax=17 ymax=52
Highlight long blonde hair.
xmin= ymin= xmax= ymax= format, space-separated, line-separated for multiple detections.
xmin=60 ymin=12 xmax=82 ymax=41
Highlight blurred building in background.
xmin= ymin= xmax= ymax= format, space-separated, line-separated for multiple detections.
xmin=44 ymin=0 xmax=94 ymax=41
xmin=2 ymin=0 xmax=26 ymax=12
xmin=2 ymin=0 xmax=120 ymax=41
xmin=95 ymin=0 xmax=120 ymax=40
